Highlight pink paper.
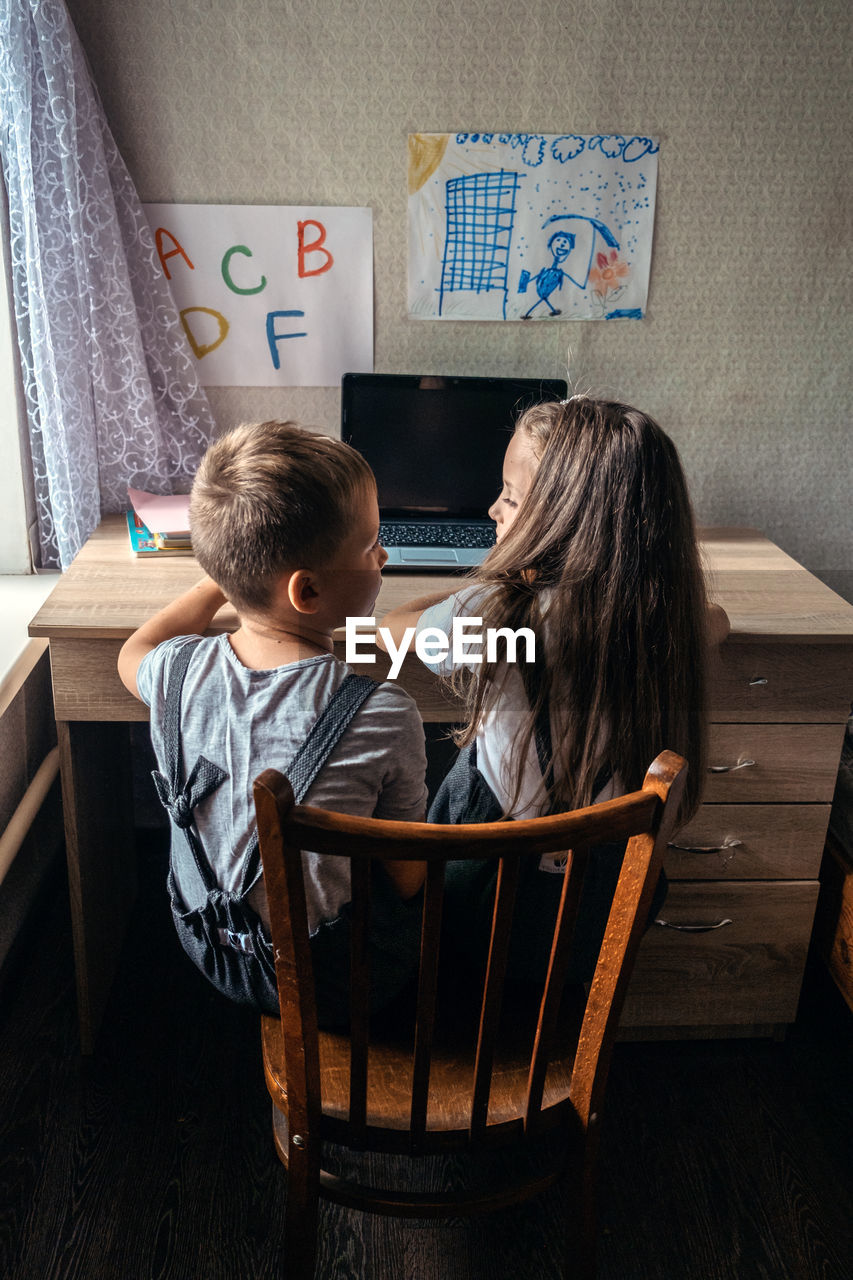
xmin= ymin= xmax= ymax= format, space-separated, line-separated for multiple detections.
xmin=128 ymin=487 xmax=191 ymax=535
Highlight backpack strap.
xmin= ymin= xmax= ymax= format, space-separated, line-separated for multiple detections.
xmin=153 ymin=639 xmax=378 ymax=894
xmin=237 ymin=672 xmax=377 ymax=894
xmin=151 ymin=639 xmax=228 ymax=893
xmin=286 ymin=673 xmax=378 ymax=802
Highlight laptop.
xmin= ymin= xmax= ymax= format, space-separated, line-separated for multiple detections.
xmin=341 ymin=373 xmax=567 ymax=568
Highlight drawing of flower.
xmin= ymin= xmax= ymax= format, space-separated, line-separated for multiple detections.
xmin=588 ymin=250 xmax=630 ymax=298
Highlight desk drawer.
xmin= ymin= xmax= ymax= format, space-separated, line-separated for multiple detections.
xmin=704 ymin=724 xmax=845 ymax=802
xmin=666 ymin=804 xmax=831 ymax=880
xmin=621 ymin=880 xmax=819 ymax=1027
xmin=709 ymin=644 xmax=853 ymax=722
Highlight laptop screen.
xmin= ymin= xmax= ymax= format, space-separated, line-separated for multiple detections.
xmin=342 ymin=374 xmax=567 ymax=520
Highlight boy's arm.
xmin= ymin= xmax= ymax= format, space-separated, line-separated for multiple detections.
xmin=377 ymin=591 xmax=452 ymax=653
xmin=367 ymin=687 xmax=430 ymax=897
xmin=382 ymin=857 xmax=427 ymax=900
xmin=117 ymin=577 xmax=228 ymax=701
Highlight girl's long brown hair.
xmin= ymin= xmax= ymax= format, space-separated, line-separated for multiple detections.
xmin=454 ymin=397 xmax=708 ymax=823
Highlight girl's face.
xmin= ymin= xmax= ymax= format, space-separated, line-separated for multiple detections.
xmin=488 ymin=430 xmax=538 ymax=542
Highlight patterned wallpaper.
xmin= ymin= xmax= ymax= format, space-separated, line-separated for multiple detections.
xmin=65 ymin=0 xmax=852 ymax=587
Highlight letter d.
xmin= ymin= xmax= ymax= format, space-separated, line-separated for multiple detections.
xmin=180 ymin=307 xmax=229 ymax=358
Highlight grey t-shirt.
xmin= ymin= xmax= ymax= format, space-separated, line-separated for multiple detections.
xmin=137 ymin=634 xmax=427 ymax=933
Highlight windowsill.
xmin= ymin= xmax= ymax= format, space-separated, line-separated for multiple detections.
xmin=0 ymin=573 xmax=60 ymax=716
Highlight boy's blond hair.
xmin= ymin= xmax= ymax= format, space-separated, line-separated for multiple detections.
xmin=190 ymin=420 xmax=375 ymax=611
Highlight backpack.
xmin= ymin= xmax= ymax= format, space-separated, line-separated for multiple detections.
xmin=150 ymin=639 xmax=376 ymax=1013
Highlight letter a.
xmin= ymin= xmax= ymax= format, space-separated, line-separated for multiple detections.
xmin=180 ymin=307 xmax=229 ymax=359
xmin=297 ymin=220 xmax=334 ymax=278
xmin=155 ymin=228 xmax=194 ymax=280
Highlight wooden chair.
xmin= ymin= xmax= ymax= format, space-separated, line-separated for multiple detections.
xmin=253 ymin=750 xmax=687 ymax=1279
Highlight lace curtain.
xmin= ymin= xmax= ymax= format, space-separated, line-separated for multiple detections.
xmin=0 ymin=0 xmax=216 ymax=569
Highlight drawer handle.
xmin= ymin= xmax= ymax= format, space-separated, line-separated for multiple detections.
xmin=667 ymin=837 xmax=742 ymax=855
xmin=708 ymin=758 xmax=756 ymax=774
xmin=748 ymin=677 xmax=768 ymax=687
xmin=654 ymin=917 xmax=734 ymax=933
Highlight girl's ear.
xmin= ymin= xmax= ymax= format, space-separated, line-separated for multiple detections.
xmin=286 ymin=569 xmax=320 ymax=614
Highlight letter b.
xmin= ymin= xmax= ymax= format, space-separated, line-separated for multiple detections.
xmin=297 ymin=220 xmax=334 ymax=277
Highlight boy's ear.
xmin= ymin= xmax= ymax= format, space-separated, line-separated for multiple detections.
xmin=286 ymin=569 xmax=320 ymax=614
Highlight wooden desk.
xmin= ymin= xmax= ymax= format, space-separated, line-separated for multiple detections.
xmin=30 ymin=516 xmax=853 ymax=1050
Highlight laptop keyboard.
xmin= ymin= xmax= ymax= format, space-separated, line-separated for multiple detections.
xmin=380 ymin=522 xmax=496 ymax=549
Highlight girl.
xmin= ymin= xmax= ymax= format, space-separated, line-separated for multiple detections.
xmin=379 ymin=396 xmax=728 ymax=983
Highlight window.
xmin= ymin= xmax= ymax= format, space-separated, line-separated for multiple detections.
xmin=0 ymin=209 xmax=31 ymax=574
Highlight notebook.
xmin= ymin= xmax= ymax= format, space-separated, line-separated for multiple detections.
xmin=341 ymin=373 xmax=567 ymax=568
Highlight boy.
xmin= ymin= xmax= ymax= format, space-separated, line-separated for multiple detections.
xmin=118 ymin=421 xmax=427 ymax=1024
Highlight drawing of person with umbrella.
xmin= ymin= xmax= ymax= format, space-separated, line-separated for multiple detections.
xmin=519 ymin=215 xmax=621 ymax=319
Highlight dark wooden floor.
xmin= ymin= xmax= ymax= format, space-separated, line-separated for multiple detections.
xmin=1 ymin=834 xmax=852 ymax=1280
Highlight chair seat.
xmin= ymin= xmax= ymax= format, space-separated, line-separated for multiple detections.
xmin=262 ymin=987 xmax=582 ymax=1152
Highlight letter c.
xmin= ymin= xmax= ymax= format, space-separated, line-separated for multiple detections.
xmin=221 ymin=245 xmax=267 ymax=295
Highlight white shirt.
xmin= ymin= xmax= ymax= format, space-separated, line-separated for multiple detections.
xmin=416 ymin=588 xmax=617 ymax=824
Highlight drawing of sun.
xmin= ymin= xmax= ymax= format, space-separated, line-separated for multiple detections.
xmin=408 ymin=134 xmax=450 ymax=194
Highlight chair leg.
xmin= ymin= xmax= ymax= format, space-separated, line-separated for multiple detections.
xmin=273 ymin=1107 xmax=320 ymax=1279
xmin=284 ymin=1156 xmax=320 ymax=1280
xmin=562 ymin=1146 xmax=599 ymax=1280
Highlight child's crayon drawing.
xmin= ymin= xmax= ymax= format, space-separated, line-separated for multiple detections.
xmin=407 ymin=133 xmax=658 ymax=322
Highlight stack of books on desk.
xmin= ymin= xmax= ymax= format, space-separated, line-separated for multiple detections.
xmin=126 ymin=488 xmax=193 ymax=556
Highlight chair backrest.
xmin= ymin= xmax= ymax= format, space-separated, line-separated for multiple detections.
xmin=253 ymin=750 xmax=687 ymax=1153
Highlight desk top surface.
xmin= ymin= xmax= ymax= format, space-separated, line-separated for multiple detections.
xmin=28 ymin=515 xmax=853 ymax=645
